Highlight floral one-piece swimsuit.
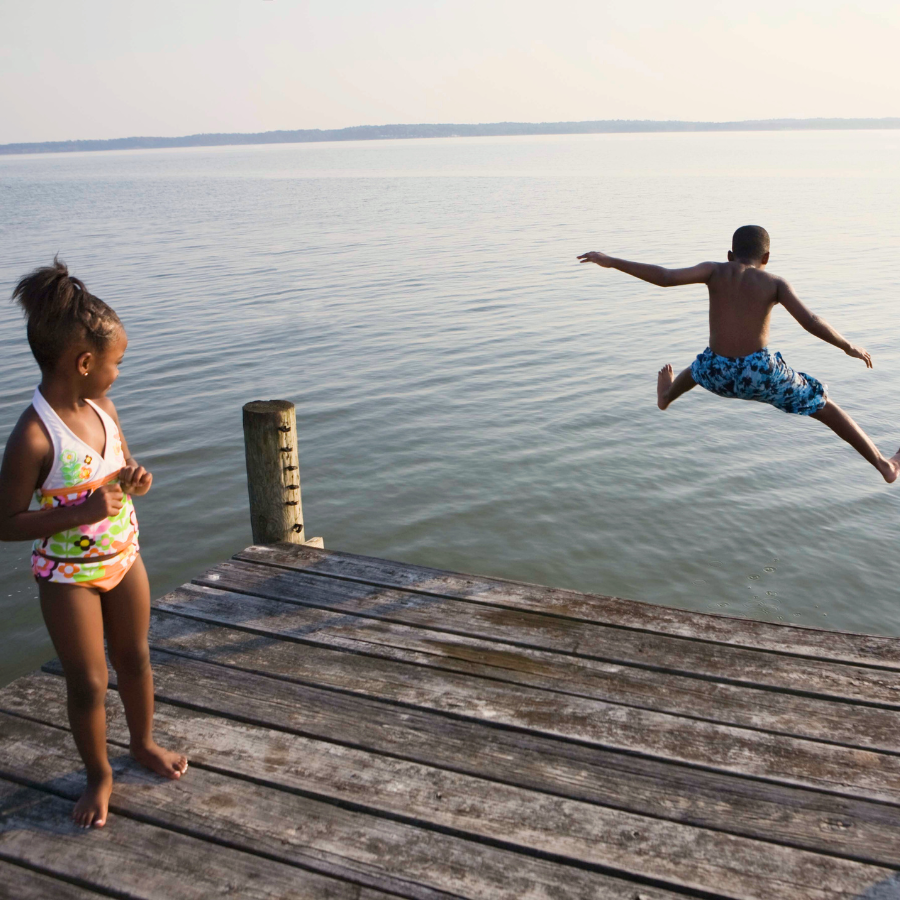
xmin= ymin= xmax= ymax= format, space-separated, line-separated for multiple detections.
xmin=30 ymin=386 xmax=139 ymax=592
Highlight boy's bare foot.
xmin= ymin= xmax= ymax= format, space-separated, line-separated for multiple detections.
xmin=73 ymin=770 xmax=113 ymax=828
xmin=878 ymin=449 xmax=900 ymax=484
xmin=131 ymin=741 xmax=188 ymax=779
xmin=657 ymin=364 xmax=675 ymax=410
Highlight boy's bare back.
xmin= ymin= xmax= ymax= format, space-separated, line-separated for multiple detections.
xmin=705 ymin=261 xmax=780 ymax=358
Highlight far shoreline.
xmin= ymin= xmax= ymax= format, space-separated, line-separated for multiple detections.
xmin=2 ymin=117 xmax=899 ymax=158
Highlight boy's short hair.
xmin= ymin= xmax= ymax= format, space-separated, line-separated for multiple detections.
xmin=732 ymin=225 xmax=770 ymax=262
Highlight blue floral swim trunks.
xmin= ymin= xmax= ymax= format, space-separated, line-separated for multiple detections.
xmin=690 ymin=347 xmax=827 ymax=416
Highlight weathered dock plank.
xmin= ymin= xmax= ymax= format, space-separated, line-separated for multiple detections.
xmin=0 ymin=776 xmax=399 ymax=900
xmin=118 ymin=628 xmax=900 ymax=805
xmin=237 ymin=543 xmax=900 ymax=667
xmin=0 ymin=860 xmax=105 ymax=900
xmin=5 ymin=542 xmax=900 ymax=899
xmin=2 ymin=683 xmax=897 ymax=900
xmin=201 ymin=557 xmax=900 ymax=706
xmin=1 ymin=710 xmax=687 ymax=900
xmin=6 ymin=670 xmax=900 ymax=869
xmin=155 ymin=584 xmax=900 ymax=752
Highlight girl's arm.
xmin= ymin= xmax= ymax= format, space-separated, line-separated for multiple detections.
xmin=94 ymin=397 xmax=153 ymax=496
xmin=578 ymin=251 xmax=716 ymax=287
xmin=0 ymin=412 xmax=123 ymax=542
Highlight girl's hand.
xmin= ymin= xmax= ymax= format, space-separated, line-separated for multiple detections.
xmin=845 ymin=344 xmax=873 ymax=368
xmin=119 ymin=465 xmax=153 ymax=496
xmin=81 ymin=483 xmax=125 ymax=523
xmin=119 ymin=465 xmax=152 ymax=495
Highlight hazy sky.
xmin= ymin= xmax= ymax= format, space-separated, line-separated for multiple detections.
xmin=2 ymin=0 xmax=899 ymax=144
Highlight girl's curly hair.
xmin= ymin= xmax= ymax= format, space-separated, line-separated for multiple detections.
xmin=12 ymin=256 xmax=121 ymax=371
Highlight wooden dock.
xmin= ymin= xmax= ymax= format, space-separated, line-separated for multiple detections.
xmin=3 ymin=540 xmax=900 ymax=899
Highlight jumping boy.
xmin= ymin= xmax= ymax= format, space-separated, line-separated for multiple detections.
xmin=578 ymin=225 xmax=900 ymax=483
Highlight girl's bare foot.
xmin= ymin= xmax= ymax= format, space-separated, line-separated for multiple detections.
xmin=73 ymin=769 xmax=113 ymax=828
xmin=657 ymin=364 xmax=675 ymax=410
xmin=878 ymin=449 xmax=900 ymax=484
xmin=131 ymin=741 xmax=188 ymax=779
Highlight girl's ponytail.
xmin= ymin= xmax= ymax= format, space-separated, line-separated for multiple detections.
xmin=12 ymin=256 xmax=121 ymax=371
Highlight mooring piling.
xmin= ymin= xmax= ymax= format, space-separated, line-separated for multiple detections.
xmin=242 ymin=399 xmax=322 ymax=547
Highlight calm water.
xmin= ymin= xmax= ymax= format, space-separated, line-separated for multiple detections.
xmin=1 ymin=131 xmax=899 ymax=686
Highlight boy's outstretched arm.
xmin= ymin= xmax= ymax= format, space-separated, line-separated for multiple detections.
xmin=578 ymin=251 xmax=715 ymax=287
xmin=776 ymin=279 xmax=873 ymax=368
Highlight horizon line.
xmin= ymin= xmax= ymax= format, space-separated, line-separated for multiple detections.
xmin=2 ymin=116 xmax=899 ymax=156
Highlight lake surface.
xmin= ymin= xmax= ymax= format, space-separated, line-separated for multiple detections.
xmin=1 ymin=130 xmax=899 ymax=686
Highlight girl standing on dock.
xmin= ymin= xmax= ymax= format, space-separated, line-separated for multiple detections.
xmin=0 ymin=258 xmax=187 ymax=829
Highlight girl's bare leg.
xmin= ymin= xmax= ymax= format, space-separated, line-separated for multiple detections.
xmin=102 ymin=555 xmax=187 ymax=779
xmin=811 ymin=399 xmax=900 ymax=483
xmin=657 ymin=364 xmax=697 ymax=410
xmin=39 ymin=584 xmax=113 ymax=828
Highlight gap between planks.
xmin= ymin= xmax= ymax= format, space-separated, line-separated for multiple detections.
xmin=234 ymin=543 xmax=900 ymax=670
xmin=0 ymin=775 xmax=402 ymax=900
xmin=129 ymin=612 xmax=900 ymax=807
xmin=1 ymin=681 xmax=897 ymax=900
xmin=155 ymin=583 xmax=900 ymax=757
xmin=7 ymin=670 xmax=900 ymax=872
xmin=0 ymin=697 xmax=737 ymax=900
xmin=38 ymin=634 xmax=900 ymax=809
xmin=0 ymin=858 xmax=113 ymax=900
xmin=208 ymin=556 xmax=900 ymax=707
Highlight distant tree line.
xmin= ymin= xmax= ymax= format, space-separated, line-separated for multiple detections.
xmin=3 ymin=118 xmax=899 ymax=156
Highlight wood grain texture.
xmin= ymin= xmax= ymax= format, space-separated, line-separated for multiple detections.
xmin=9 ymin=670 xmax=900 ymax=869
xmin=235 ymin=543 xmax=900 ymax=668
xmin=137 ymin=627 xmax=900 ymax=802
xmin=8 ymin=668 xmax=900 ymax=899
xmin=156 ymin=584 xmax=900 ymax=753
xmin=0 ymin=711 xmax=692 ymax=900
xmin=7 ymin=671 xmax=900 ymax=869
xmin=200 ymin=558 xmax=900 ymax=706
xmin=0 ymin=776 xmax=397 ymax=900
xmin=39 ymin=633 xmax=900 ymax=806
xmin=242 ymin=401 xmax=305 ymax=544
xmin=0 ymin=860 xmax=105 ymax=900
xmin=4 ymin=698 xmax=898 ymax=900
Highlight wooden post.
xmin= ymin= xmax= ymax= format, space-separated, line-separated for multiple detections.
xmin=242 ymin=400 xmax=306 ymax=545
